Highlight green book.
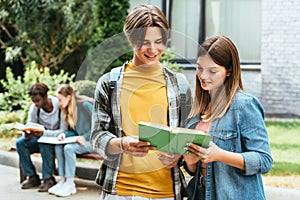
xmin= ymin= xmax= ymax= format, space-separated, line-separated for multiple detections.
xmin=138 ymin=122 xmax=210 ymax=154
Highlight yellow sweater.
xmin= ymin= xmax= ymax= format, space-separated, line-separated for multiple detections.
xmin=116 ymin=62 xmax=174 ymax=198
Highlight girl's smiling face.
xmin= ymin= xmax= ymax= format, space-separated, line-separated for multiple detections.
xmin=196 ymin=55 xmax=229 ymax=96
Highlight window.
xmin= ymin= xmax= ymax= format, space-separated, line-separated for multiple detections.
xmin=205 ymin=0 xmax=261 ymax=63
xmin=170 ymin=0 xmax=201 ymax=62
xmin=129 ymin=0 xmax=261 ymax=63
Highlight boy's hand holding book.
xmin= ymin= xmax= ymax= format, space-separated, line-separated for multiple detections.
xmin=121 ymin=136 xmax=156 ymax=157
xmin=23 ymin=130 xmax=43 ymax=138
xmin=24 ymin=131 xmax=35 ymax=139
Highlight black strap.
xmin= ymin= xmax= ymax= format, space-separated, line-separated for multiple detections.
xmin=37 ymin=108 xmax=40 ymax=124
xmin=58 ymin=109 xmax=61 ymax=129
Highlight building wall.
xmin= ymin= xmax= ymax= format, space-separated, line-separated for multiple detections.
xmin=173 ymin=0 xmax=300 ymax=118
xmin=261 ymin=0 xmax=300 ymax=118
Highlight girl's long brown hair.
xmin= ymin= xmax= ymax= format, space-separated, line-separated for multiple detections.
xmin=189 ymin=36 xmax=244 ymax=122
xmin=56 ymin=84 xmax=93 ymax=129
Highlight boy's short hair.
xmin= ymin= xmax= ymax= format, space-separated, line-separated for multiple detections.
xmin=123 ymin=4 xmax=169 ymax=48
xmin=28 ymin=83 xmax=49 ymax=97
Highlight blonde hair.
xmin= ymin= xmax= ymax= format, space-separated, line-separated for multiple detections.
xmin=189 ymin=36 xmax=244 ymax=122
xmin=56 ymin=84 xmax=93 ymax=129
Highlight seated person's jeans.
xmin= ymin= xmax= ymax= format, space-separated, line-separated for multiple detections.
xmin=55 ymin=142 xmax=94 ymax=178
xmin=16 ymin=137 xmax=55 ymax=180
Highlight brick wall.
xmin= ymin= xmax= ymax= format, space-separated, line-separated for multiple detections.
xmin=261 ymin=0 xmax=300 ymax=117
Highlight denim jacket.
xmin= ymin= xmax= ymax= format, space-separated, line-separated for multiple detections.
xmin=186 ymin=90 xmax=273 ymax=200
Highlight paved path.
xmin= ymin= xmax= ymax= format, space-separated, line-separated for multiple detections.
xmin=1 ymin=150 xmax=300 ymax=199
xmin=0 ymin=164 xmax=101 ymax=200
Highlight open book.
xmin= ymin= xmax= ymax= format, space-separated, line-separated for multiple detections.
xmin=138 ymin=122 xmax=210 ymax=154
xmin=38 ymin=136 xmax=79 ymax=144
xmin=13 ymin=122 xmax=45 ymax=133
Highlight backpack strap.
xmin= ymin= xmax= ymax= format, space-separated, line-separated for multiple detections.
xmin=37 ymin=108 xmax=40 ymax=124
xmin=176 ymin=73 xmax=189 ymax=95
xmin=175 ymin=73 xmax=190 ymax=126
xmin=109 ymin=66 xmax=123 ymax=100
xmin=109 ymin=66 xmax=123 ymax=89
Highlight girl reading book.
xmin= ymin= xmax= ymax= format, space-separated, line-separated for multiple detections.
xmin=47 ymin=84 xmax=94 ymax=197
xmin=183 ymin=36 xmax=273 ymax=200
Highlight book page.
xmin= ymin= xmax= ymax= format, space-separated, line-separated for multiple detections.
xmin=172 ymin=127 xmax=205 ymax=135
xmin=37 ymin=136 xmax=79 ymax=144
xmin=138 ymin=122 xmax=170 ymax=132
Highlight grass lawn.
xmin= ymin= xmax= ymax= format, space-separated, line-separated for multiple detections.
xmin=262 ymin=120 xmax=300 ymax=189
xmin=265 ymin=120 xmax=300 ymax=176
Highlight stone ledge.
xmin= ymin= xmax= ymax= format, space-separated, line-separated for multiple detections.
xmin=0 ymin=150 xmax=99 ymax=181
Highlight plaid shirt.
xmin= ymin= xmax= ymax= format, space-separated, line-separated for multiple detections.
xmin=90 ymin=63 xmax=192 ymax=199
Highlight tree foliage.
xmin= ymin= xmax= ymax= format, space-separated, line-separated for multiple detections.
xmin=1 ymin=0 xmax=131 ymax=80
xmin=1 ymin=0 xmax=94 ymax=70
xmin=0 ymin=0 xmax=181 ymax=83
xmin=84 ymin=0 xmax=131 ymax=81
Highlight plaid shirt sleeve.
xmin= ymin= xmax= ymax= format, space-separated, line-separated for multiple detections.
xmin=90 ymin=72 xmax=120 ymax=163
xmin=90 ymin=70 xmax=123 ymax=195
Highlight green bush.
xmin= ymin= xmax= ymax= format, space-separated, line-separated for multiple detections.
xmin=0 ymin=111 xmax=25 ymax=124
xmin=0 ymin=110 xmax=25 ymax=138
xmin=0 ymin=61 xmax=75 ymax=112
xmin=0 ymin=123 xmax=19 ymax=138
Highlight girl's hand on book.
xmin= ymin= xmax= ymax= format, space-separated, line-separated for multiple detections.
xmin=157 ymin=153 xmax=182 ymax=168
xmin=57 ymin=133 xmax=66 ymax=141
xmin=186 ymin=141 xmax=221 ymax=163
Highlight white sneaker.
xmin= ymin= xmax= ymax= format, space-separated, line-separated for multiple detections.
xmin=48 ymin=179 xmax=65 ymax=195
xmin=55 ymin=182 xmax=77 ymax=197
